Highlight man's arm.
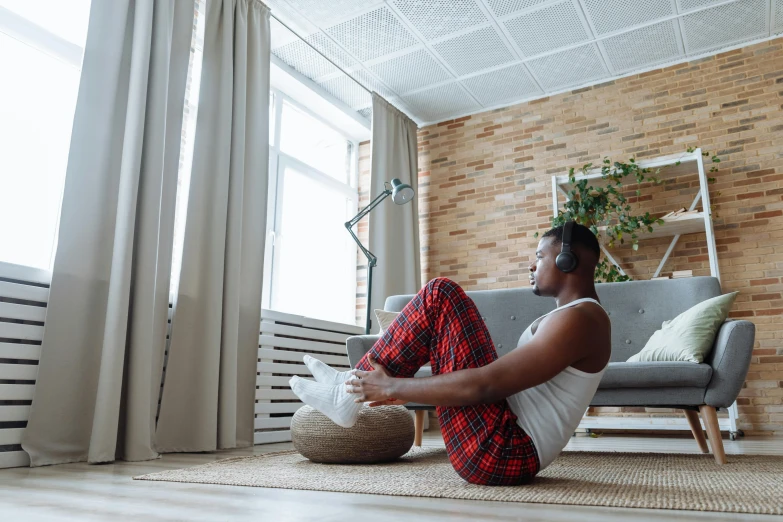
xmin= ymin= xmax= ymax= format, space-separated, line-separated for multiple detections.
xmin=351 ymin=308 xmax=596 ymax=407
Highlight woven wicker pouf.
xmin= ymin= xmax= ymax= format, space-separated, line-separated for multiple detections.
xmin=291 ymin=405 xmax=414 ymax=464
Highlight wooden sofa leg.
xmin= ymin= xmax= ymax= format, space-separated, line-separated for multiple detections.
xmin=414 ymin=410 xmax=425 ymax=447
xmin=699 ymin=406 xmax=727 ymax=465
xmin=683 ymin=409 xmax=709 ymax=453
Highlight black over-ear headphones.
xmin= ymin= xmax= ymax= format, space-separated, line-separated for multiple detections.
xmin=555 ymin=220 xmax=579 ymax=273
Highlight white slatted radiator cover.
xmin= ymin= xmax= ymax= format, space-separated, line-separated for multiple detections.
xmin=255 ymin=309 xmax=362 ymax=445
xmin=0 ymin=260 xmax=365 ymax=463
xmin=0 ymin=261 xmax=50 ymax=469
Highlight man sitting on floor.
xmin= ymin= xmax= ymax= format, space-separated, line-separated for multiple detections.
xmin=290 ymin=221 xmax=611 ymax=486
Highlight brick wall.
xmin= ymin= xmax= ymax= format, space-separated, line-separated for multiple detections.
xmin=360 ymin=38 xmax=783 ymax=435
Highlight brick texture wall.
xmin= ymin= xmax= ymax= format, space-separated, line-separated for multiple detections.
xmin=360 ymin=38 xmax=783 ymax=435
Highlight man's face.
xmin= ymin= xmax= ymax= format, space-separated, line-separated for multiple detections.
xmin=529 ymin=237 xmax=561 ymax=297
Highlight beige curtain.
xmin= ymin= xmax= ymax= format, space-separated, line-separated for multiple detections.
xmin=155 ymin=0 xmax=270 ymax=452
xmin=367 ymin=94 xmax=422 ymax=334
xmin=22 ymin=0 xmax=195 ymax=466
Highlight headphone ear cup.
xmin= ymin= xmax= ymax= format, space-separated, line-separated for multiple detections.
xmin=556 ymin=252 xmax=578 ymax=273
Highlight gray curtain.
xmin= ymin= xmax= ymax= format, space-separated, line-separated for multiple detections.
xmin=22 ymin=0 xmax=195 ymax=466
xmin=367 ymin=94 xmax=422 ymax=333
xmin=155 ymin=0 xmax=270 ymax=452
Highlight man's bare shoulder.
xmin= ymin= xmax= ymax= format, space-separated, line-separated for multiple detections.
xmin=536 ymin=303 xmax=611 ymax=371
xmin=538 ymin=302 xmax=609 ymax=331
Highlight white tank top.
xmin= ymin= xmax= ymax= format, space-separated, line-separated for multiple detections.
xmin=505 ymin=298 xmax=608 ymax=470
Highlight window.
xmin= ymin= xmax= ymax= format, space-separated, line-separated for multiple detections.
xmin=0 ymin=0 xmax=91 ymax=270
xmin=265 ymin=94 xmax=359 ymax=325
xmin=170 ymin=0 xmax=205 ymax=302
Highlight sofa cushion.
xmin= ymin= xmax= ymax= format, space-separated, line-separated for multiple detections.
xmin=599 ymin=362 xmax=713 ymax=389
xmin=628 ymin=292 xmax=738 ymax=363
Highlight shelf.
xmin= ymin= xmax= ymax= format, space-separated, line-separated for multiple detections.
xmin=597 ymin=212 xmax=706 ymax=242
xmin=553 ymin=150 xmax=702 ymax=186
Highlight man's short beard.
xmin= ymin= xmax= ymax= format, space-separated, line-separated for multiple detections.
xmin=532 ymin=285 xmax=541 ymax=296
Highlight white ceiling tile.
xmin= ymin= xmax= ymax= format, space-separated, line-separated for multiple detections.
xmin=677 ymin=0 xmax=728 ymax=12
xmin=306 ymin=33 xmax=359 ymax=71
xmin=462 ymin=64 xmax=543 ymax=106
xmin=774 ymin=0 xmax=783 ymax=33
xmin=316 ymin=75 xmax=373 ymax=109
xmin=281 ymin=0 xmax=384 ymax=26
xmin=325 ymin=6 xmax=418 ymax=61
xmin=273 ymin=39 xmax=343 ymax=81
xmin=401 ymin=83 xmax=480 ymax=122
xmin=432 ymin=26 xmax=516 ymax=75
xmin=681 ymin=0 xmax=767 ymax=54
xmin=601 ymin=20 xmax=682 ymax=73
xmin=526 ymin=43 xmax=608 ymax=91
xmin=348 ymin=69 xmax=398 ymax=100
xmin=581 ymin=0 xmax=675 ymax=35
xmin=484 ymin=0 xmax=551 ymax=18
xmin=391 ymin=0 xmax=488 ymax=40
xmin=269 ymin=0 xmax=775 ymax=124
xmin=369 ymin=49 xmax=452 ymax=94
xmin=504 ymin=0 xmax=590 ymax=57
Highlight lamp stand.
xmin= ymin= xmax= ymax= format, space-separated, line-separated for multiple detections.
xmin=345 ymin=185 xmax=393 ymax=335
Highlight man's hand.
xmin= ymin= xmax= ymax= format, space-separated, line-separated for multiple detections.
xmin=346 ymin=356 xmax=403 ymax=405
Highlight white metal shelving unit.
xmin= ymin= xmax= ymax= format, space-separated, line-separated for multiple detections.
xmin=551 ymin=149 xmax=741 ymax=437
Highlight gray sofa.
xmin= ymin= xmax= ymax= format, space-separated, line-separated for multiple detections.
xmin=346 ymin=276 xmax=755 ymax=464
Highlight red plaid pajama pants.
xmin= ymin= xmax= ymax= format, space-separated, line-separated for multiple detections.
xmin=356 ymin=277 xmax=540 ymax=486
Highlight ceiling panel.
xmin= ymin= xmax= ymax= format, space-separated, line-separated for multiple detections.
xmin=348 ymin=69 xmax=398 ymax=100
xmin=581 ymin=0 xmax=675 ymax=35
xmin=601 ymin=19 xmax=683 ymax=73
xmin=282 ymin=0 xmax=384 ymax=26
xmin=504 ymin=0 xmax=590 ymax=57
xmin=526 ymin=43 xmax=608 ymax=91
xmin=774 ymin=0 xmax=783 ymax=33
xmin=391 ymin=0 xmax=488 ymax=40
xmin=369 ymin=49 xmax=453 ymax=94
xmin=484 ymin=0 xmax=551 ymax=18
xmin=401 ymin=83 xmax=481 ymax=122
xmin=677 ymin=0 xmax=729 ymax=12
xmin=325 ymin=6 xmax=418 ymax=61
xmin=432 ymin=26 xmax=516 ymax=75
xmin=462 ymin=63 xmax=543 ymax=105
xmin=306 ymin=32 xmax=359 ymax=71
xmin=316 ymin=75 xmax=373 ymax=109
xmin=681 ymin=0 xmax=767 ymax=53
xmin=273 ymin=39 xmax=344 ymax=81
xmin=269 ymin=0 xmax=775 ymax=124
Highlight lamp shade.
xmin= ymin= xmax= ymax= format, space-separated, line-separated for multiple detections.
xmin=390 ymin=178 xmax=414 ymax=205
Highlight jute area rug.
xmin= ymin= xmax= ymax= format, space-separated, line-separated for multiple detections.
xmin=134 ymin=447 xmax=783 ymax=515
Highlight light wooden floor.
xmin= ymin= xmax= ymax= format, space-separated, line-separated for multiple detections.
xmin=1 ymin=432 xmax=782 ymax=522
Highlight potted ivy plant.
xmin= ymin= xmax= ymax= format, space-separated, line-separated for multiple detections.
xmin=536 ymin=148 xmax=720 ymax=283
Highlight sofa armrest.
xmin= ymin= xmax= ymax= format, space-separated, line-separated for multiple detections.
xmin=704 ymin=319 xmax=756 ymax=408
xmin=346 ymin=335 xmax=381 ymax=368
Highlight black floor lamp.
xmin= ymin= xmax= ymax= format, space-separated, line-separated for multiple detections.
xmin=345 ymin=178 xmax=415 ymax=335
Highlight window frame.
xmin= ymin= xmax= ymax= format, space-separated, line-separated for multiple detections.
xmin=0 ymin=4 xmax=88 ymax=274
xmin=262 ymin=88 xmax=360 ymax=324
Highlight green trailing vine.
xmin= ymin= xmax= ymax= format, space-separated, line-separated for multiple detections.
xmin=535 ymin=147 xmax=720 ymax=283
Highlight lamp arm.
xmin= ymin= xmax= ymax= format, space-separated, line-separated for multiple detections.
xmin=344 ymin=188 xmax=392 ymax=265
xmin=346 ymin=188 xmax=392 ymax=228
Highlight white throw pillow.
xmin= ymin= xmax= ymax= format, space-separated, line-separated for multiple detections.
xmin=375 ymin=309 xmax=401 ymax=333
xmin=627 ymin=292 xmax=739 ymax=363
